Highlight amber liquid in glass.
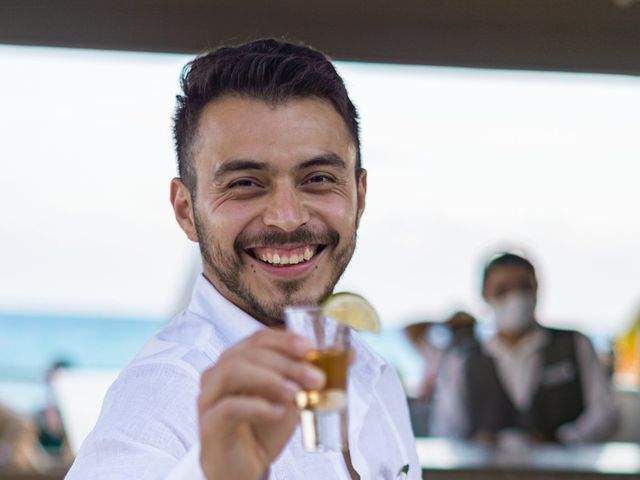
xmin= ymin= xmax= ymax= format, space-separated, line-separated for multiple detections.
xmin=296 ymin=348 xmax=349 ymax=411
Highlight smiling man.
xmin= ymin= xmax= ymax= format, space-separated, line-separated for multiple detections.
xmin=66 ymin=39 xmax=420 ymax=479
xmin=175 ymin=95 xmax=363 ymax=327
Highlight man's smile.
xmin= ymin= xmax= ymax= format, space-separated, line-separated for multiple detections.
xmin=248 ymin=244 xmax=325 ymax=265
xmin=244 ymin=244 xmax=327 ymax=279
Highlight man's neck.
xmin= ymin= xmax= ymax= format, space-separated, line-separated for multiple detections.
xmin=497 ymin=320 xmax=539 ymax=347
xmin=201 ymin=270 xmax=280 ymax=327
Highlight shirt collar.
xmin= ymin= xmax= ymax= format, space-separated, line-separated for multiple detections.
xmin=484 ymin=323 xmax=549 ymax=358
xmin=187 ymin=273 xmax=266 ymax=347
xmin=187 ymin=272 xmax=386 ymax=378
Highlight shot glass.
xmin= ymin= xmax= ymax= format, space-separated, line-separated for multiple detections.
xmin=284 ymin=305 xmax=350 ymax=452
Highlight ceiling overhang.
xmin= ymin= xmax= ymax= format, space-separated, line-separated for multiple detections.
xmin=1 ymin=0 xmax=640 ymax=75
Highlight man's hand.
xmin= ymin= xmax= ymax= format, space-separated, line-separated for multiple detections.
xmin=198 ymin=330 xmax=325 ymax=480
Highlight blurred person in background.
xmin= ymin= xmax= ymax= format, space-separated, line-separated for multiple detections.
xmin=34 ymin=360 xmax=72 ymax=465
xmin=0 ymin=403 xmax=46 ymax=471
xmin=444 ymin=311 xmax=478 ymax=353
xmin=405 ymin=312 xmax=478 ymax=402
xmin=614 ymin=307 xmax=640 ymax=387
xmin=430 ymin=252 xmax=619 ymax=445
xmin=404 ymin=321 xmax=443 ymax=401
xmin=405 ymin=311 xmax=478 ymax=436
xmin=0 ymin=360 xmax=73 ymax=472
xmin=403 ymin=320 xmax=445 ymax=437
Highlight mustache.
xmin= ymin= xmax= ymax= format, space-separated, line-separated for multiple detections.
xmin=235 ymin=225 xmax=340 ymax=251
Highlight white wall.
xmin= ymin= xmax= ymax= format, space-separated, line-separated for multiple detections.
xmin=1 ymin=46 xmax=638 ymax=334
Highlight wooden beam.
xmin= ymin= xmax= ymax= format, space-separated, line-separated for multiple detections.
xmin=1 ymin=0 xmax=639 ymax=75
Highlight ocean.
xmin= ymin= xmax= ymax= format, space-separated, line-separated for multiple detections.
xmin=0 ymin=313 xmax=423 ymax=414
xmin=0 ymin=313 xmax=164 ymax=414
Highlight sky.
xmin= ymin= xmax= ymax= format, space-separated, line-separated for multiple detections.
xmin=1 ymin=45 xmax=639 ymax=335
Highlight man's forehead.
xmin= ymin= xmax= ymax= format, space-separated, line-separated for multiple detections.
xmin=197 ymin=95 xmax=350 ymax=137
xmin=192 ymin=95 xmax=356 ymax=170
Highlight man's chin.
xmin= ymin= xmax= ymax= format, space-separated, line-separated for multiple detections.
xmin=261 ymin=284 xmax=324 ymax=310
xmin=250 ymin=280 xmax=332 ymax=320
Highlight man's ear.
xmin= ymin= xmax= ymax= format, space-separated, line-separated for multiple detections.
xmin=170 ymin=178 xmax=198 ymax=242
xmin=356 ymin=168 xmax=367 ymax=226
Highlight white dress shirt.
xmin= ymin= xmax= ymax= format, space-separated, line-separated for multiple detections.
xmin=429 ymin=324 xmax=619 ymax=442
xmin=66 ymin=274 xmax=420 ymax=479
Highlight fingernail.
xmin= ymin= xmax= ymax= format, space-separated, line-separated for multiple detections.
xmin=304 ymin=366 xmax=326 ymax=389
xmin=284 ymin=381 xmax=300 ymax=400
xmin=293 ymin=337 xmax=313 ymax=355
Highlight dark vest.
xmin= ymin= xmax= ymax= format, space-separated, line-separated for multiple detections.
xmin=465 ymin=328 xmax=584 ymax=441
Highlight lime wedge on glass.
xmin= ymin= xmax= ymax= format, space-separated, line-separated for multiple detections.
xmin=321 ymin=292 xmax=381 ymax=333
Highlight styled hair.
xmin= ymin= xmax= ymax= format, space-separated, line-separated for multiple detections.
xmin=481 ymin=251 xmax=537 ymax=294
xmin=172 ymin=38 xmax=361 ymax=192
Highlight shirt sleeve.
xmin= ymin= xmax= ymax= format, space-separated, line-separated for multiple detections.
xmin=65 ymin=361 xmax=203 ymax=480
xmin=428 ymin=350 xmax=470 ymax=438
xmin=166 ymin=445 xmax=206 ymax=480
xmin=556 ymin=333 xmax=620 ymax=443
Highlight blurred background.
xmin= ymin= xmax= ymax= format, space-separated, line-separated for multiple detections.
xmin=1 ymin=0 xmax=639 ymax=478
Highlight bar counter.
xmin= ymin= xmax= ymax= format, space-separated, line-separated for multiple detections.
xmin=418 ymin=437 xmax=640 ymax=479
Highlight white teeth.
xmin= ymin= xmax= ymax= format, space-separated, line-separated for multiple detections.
xmin=256 ymin=247 xmax=317 ymax=265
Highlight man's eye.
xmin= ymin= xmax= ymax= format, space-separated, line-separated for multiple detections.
xmin=228 ymin=179 xmax=260 ymax=189
xmin=305 ymin=174 xmax=334 ymax=184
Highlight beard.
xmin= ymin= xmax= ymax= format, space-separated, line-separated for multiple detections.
xmin=193 ymin=211 xmax=357 ymax=326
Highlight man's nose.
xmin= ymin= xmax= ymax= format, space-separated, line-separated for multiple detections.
xmin=262 ymin=182 xmax=310 ymax=232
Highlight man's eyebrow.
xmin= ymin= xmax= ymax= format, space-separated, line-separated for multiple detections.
xmin=298 ymin=153 xmax=346 ymax=171
xmin=213 ymin=159 xmax=271 ymax=179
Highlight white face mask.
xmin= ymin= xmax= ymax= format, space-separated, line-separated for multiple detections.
xmin=490 ymin=291 xmax=536 ymax=335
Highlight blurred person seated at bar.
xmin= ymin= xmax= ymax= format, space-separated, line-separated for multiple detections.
xmin=405 ymin=312 xmax=478 ymax=435
xmin=444 ymin=311 xmax=478 ymax=352
xmin=405 ymin=312 xmax=478 ymax=401
xmin=404 ymin=321 xmax=444 ymax=401
xmin=430 ymin=251 xmax=619 ymax=444
xmin=34 ymin=360 xmax=72 ymax=465
xmin=403 ymin=320 xmax=446 ymax=436
xmin=0 ymin=403 xmax=46 ymax=471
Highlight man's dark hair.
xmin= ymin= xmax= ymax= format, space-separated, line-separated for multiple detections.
xmin=172 ymin=38 xmax=361 ymax=192
xmin=481 ymin=252 xmax=537 ymax=293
